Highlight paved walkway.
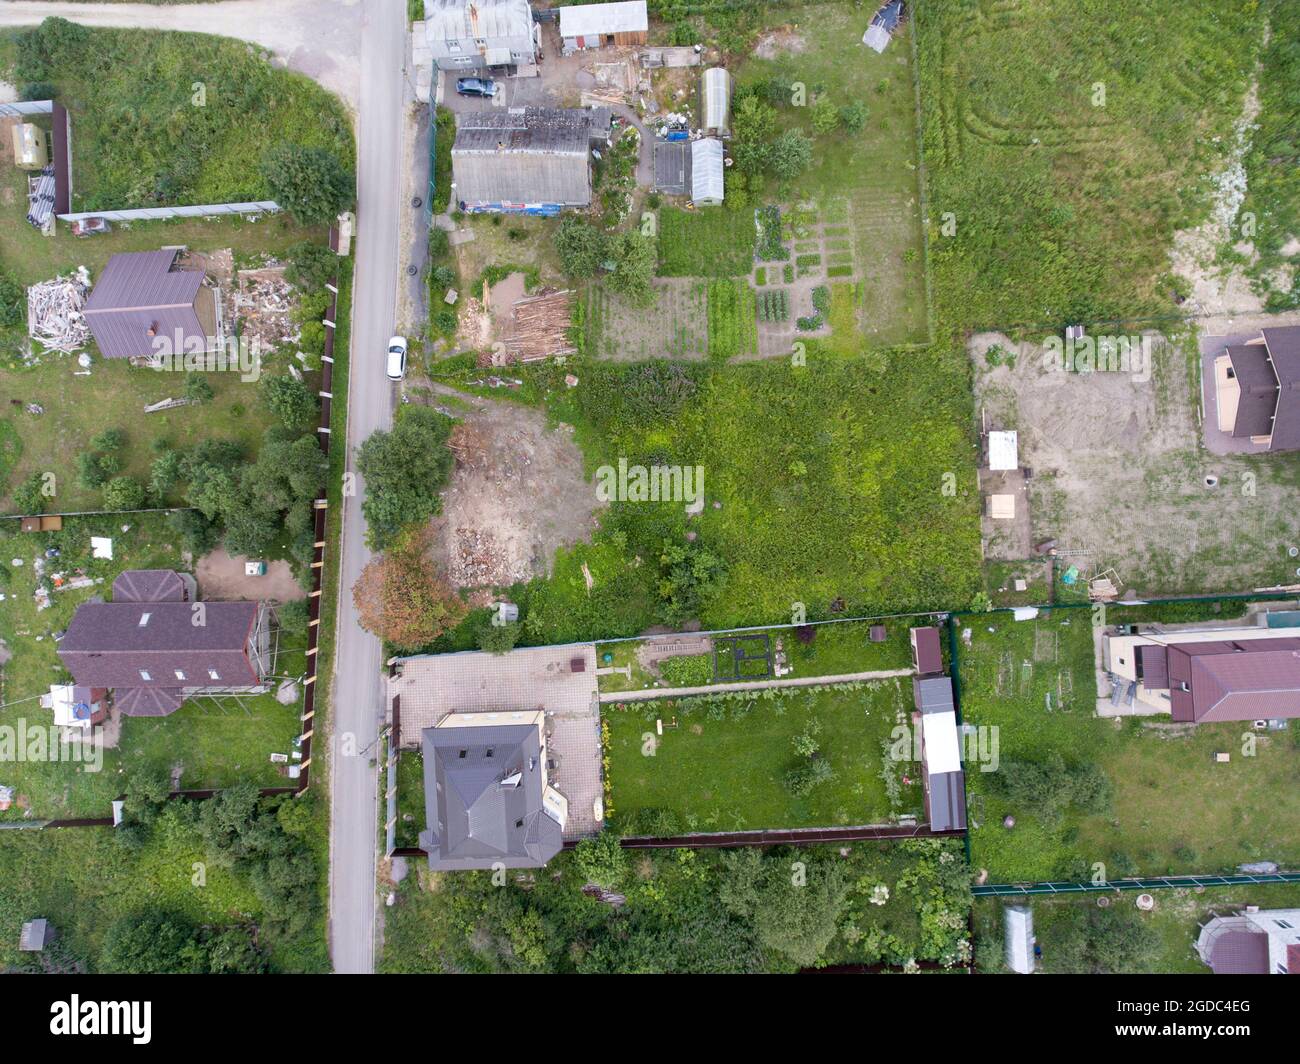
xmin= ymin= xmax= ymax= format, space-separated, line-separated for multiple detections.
xmin=599 ymin=668 xmax=912 ymax=703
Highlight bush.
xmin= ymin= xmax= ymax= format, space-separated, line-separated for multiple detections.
xmin=283 ymin=241 xmax=338 ymax=290
xmin=785 ymin=757 xmax=834 ymax=797
xmin=838 ymin=101 xmax=869 ymax=134
xmin=476 ymin=619 xmax=521 ymax=655
xmin=11 ymin=473 xmax=47 ymax=516
xmin=102 ymin=476 xmax=146 ymax=511
xmin=184 ymin=373 xmax=215 ymax=403
xmin=811 ymin=98 xmax=840 ymax=134
xmin=0 ymin=269 xmax=24 ymax=328
xmin=260 ymin=374 xmax=319 ymax=428
xmin=261 ymin=144 xmax=354 ymax=225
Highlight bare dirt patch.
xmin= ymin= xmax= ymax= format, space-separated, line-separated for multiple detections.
xmin=753 ymin=28 xmax=807 ymax=59
xmin=969 ymin=329 xmax=1300 ymax=595
xmin=196 ymin=548 xmax=305 ymax=602
xmin=426 ymin=386 xmax=603 ymax=588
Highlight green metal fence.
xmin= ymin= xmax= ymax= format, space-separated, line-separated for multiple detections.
xmin=974 ymin=870 xmax=1300 ymax=897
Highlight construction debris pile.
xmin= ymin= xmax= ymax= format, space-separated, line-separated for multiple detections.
xmin=232 ymin=267 xmax=299 ymax=352
xmin=27 ymin=268 xmax=91 ymax=354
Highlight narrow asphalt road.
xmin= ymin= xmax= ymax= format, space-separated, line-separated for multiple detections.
xmin=328 ymin=0 xmax=404 ymax=976
xmin=2 ymin=0 xmax=403 ymax=973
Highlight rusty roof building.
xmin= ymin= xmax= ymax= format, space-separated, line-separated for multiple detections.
xmin=57 ymin=569 xmax=269 ymax=717
xmin=84 ymin=250 xmax=218 ymax=360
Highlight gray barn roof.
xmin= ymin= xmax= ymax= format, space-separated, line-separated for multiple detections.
xmin=84 ymin=250 xmax=209 ymax=359
xmin=418 ymin=723 xmax=563 ymax=870
xmin=452 ymin=108 xmax=595 ymax=205
xmin=913 ymin=674 xmax=955 ymax=713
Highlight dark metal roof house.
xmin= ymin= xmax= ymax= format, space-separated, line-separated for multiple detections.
xmin=1216 ymin=326 xmax=1300 ymax=452
xmin=57 ymin=570 xmax=269 ymax=718
xmin=418 ymin=722 xmax=564 ymax=870
xmin=84 ymin=250 xmax=217 ymax=361
xmin=910 ymin=625 xmax=943 ymax=676
xmin=1139 ymin=636 xmax=1300 ymax=723
xmin=451 ymin=108 xmax=597 ymax=212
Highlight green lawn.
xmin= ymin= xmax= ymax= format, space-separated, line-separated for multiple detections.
xmin=957 ymin=601 xmax=1300 ymax=882
xmin=395 ymin=749 xmax=425 ymax=850
xmin=0 ymin=513 xmax=303 ymax=820
xmin=605 ymin=680 xmax=923 ymax=835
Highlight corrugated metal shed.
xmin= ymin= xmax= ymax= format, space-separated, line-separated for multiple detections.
xmin=700 ymin=67 xmax=732 ymax=136
xmin=452 ymin=108 xmax=594 ymax=207
xmin=560 ymin=1 xmax=648 ymax=39
xmin=690 ymin=137 xmax=724 ymax=205
xmin=1004 ymin=905 xmax=1035 ymax=973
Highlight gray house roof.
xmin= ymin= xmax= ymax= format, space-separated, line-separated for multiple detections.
xmin=84 ymin=250 xmax=210 ymax=360
xmin=418 ymin=723 xmax=563 ymax=870
xmin=425 ymin=0 xmax=534 ymax=44
xmin=452 ymin=108 xmax=595 ymax=206
xmin=1261 ymin=325 xmax=1300 ymax=451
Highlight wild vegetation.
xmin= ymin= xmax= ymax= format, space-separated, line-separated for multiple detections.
xmin=381 ymin=836 xmax=970 ymax=973
xmin=3 ymin=19 xmax=353 ymax=210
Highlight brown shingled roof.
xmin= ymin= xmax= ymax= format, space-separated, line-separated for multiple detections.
xmin=58 ymin=601 xmax=259 ymax=692
xmin=111 ymin=568 xmax=187 ymax=603
xmin=1166 ymin=637 xmax=1300 ymax=722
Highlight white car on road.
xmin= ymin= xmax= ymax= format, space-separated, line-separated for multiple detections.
xmin=386 ymin=336 xmax=407 ymax=381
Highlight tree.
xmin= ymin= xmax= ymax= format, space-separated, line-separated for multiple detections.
xmin=732 ymin=94 xmax=777 ymax=143
xmin=260 ymin=374 xmax=318 ymax=428
xmin=0 ymin=268 xmax=24 ymax=328
xmin=149 ymin=449 xmax=185 ymax=499
xmin=555 ymin=216 xmax=608 ymax=278
xmin=657 ymin=540 xmax=726 ymax=623
xmin=260 ymin=144 xmax=354 ymax=225
xmin=768 ymin=130 xmax=813 ymax=181
xmin=102 ymin=475 xmax=146 ymax=511
xmin=574 ymin=830 xmax=627 ymax=889
xmin=283 ymin=240 xmax=338 ymax=290
xmin=607 ymin=231 xmax=658 ymax=308
xmin=353 ymin=525 xmax=467 ymax=650
xmin=811 ymin=97 xmax=841 ymax=134
xmin=355 ymin=406 xmax=454 ymax=549
xmin=750 ymin=860 xmax=850 ymax=968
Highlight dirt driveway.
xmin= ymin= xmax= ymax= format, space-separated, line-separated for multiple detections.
xmin=196 ymin=548 xmax=306 ymax=602
xmin=969 ymin=328 xmax=1300 ymax=596
xmin=422 ymin=384 xmax=603 ymax=589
